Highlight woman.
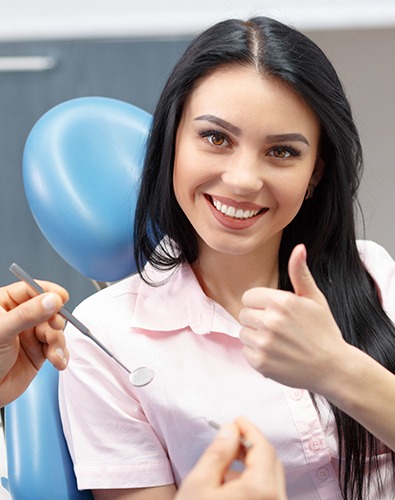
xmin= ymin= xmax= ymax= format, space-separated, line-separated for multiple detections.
xmin=59 ymin=17 xmax=395 ymax=499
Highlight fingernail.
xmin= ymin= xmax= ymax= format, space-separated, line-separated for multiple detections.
xmin=42 ymin=293 xmax=57 ymax=313
xmin=299 ymin=244 xmax=307 ymax=264
xmin=56 ymin=347 xmax=68 ymax=367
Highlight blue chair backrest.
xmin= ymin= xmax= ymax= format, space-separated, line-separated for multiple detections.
xmin=2 ymin=362 xmax=93 ymax=500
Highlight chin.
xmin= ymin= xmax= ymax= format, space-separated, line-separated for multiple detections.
xmin=200 ymin=238 xmax=258 ymax=257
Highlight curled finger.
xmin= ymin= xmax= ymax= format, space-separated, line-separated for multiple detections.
xmin=35 ymin=321 xmax=69 ymax=370
xmin=239 ymin=306 xmax=266 ymax=330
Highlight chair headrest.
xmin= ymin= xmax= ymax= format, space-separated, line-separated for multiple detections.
xmin=23 ymin=97 xmax=152 ymax=282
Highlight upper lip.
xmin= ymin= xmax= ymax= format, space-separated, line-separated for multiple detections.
xmin=208 ymin=194 xmax=264 ymax=211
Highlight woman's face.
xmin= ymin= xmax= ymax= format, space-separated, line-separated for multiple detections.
xmin=173 ymin=65 xmax=322 ymax=259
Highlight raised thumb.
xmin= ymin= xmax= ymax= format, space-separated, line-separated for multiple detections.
xmin=288 ymin=244 xmax=322 ymax=300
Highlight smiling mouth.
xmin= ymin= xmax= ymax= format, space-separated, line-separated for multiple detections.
xmin=208 ymin=196 xmax=264 ymax=220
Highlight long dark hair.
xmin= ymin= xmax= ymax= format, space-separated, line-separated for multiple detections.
xmin=134 ymin=17 xmax=395 ymax=498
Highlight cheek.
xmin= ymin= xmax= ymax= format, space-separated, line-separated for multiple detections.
xmin=173 ymin=152 xmax=214 ymax=200
xmin=173 ymin=166 xmax=184 ymax=208
xmin=273 ymin=161 xmax=317 ymax=201
xmin=173 ymin=154 xmax=197 ymax=210
xmin=173 ymin=130 xmax=192 ymax=203
xmin=271 ymin=177 xmax=308 ymax=207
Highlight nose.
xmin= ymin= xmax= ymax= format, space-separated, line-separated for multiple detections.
xmin=221 ymin=151 xmax=264 ymax=195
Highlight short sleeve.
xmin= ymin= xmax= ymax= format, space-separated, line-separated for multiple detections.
xmin=58 ymin=301 xmax=174 ymax=491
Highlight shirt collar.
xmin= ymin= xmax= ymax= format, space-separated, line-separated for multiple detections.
xmin=131 ymin=262 xmax=240 ymax=338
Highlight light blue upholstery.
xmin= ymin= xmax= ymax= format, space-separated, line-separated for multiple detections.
xmin=2 ymin=363 xmax=93 ymax=500
xmin=23 ymin=96 xmax=151 ymax=282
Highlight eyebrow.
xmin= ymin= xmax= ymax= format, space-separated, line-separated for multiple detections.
xmin=194 ymin=114 xmax=310 ymax=146
xmin=266 ymin=133 xmax=310 ymax=146
xmin=194 ymin=114 xmax=241 ymax=136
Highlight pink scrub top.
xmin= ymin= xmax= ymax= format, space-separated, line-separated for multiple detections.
xmin=59 ymin=240 xmax=395 ymax=499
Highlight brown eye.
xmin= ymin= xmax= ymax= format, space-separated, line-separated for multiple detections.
xmin=272 ymin=147 xmax=289 ymax=159
xmin=210 ymin=133 xmax=225 ymax=146
xmin=199 ymin=129 xmax=230 ymax=147
xmin=269 ymin=146 xmax=300 ymax=159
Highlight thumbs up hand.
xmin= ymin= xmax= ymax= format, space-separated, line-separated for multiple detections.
xmin=239 ymin=244 xmax=347 ymax=392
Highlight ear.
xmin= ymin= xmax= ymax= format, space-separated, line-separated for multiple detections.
xmin=310 ymin=157 xmax=324 ymax=187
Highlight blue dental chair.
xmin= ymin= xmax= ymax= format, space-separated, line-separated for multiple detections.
xmin=1 ymin=97 xmax=152 ymax=499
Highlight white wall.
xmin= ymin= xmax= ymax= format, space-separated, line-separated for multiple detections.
xmin=308 ymin=27 xmax=395 ymax=254
xmin=1 ymin=0 xmax=395 ymax=41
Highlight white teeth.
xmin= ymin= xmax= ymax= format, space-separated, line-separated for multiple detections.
xmin=227 ymin=206 xmax=236 ymax=217
xmin=212 ymin=198 xmax=260 ymax=219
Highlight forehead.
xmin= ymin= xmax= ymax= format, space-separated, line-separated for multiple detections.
xmin=182 ymin=65 xmax=320 ymax=135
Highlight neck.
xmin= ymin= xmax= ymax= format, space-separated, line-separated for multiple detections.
xmin=192 ymin=243 xmax=279 ymax=320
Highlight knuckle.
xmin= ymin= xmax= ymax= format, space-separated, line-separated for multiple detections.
xmin=278 ymin=292 xmax=295 ymax=309
xmin=238 ymin=307 xmax=249 ymax=324
xmin=48 ymin=314 xmax=66 ymax=330
xmin=265 ymin=312 xmax=283 ymax=333
xmin=254 ymin=333 xmax=269 ymax=350
xmin=207 ymin=441 xmax=232 ymax=460
xmin=35 ymin=322 xmax=49 ymax=341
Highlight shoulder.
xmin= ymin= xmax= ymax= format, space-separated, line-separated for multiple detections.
xmin=71 ymin=262 xmax=190 ymax=328
xmin=71 ymin=273 xmax=142 ymax=323
xmin=357 ymin=240 xmax=395 ymax=317
xmin=357 ymin=239 xmax=394 ymax=257
xmin=357 ymin=239 xmax=395 ymax=273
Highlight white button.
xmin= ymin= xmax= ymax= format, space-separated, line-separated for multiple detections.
xmin=316 ymin=467 xmax=329 ymax=481
xmin=309 ymin=438 xmax=323 ymax=452
xmin=290 ymin=389 xmax=304 ymax=400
